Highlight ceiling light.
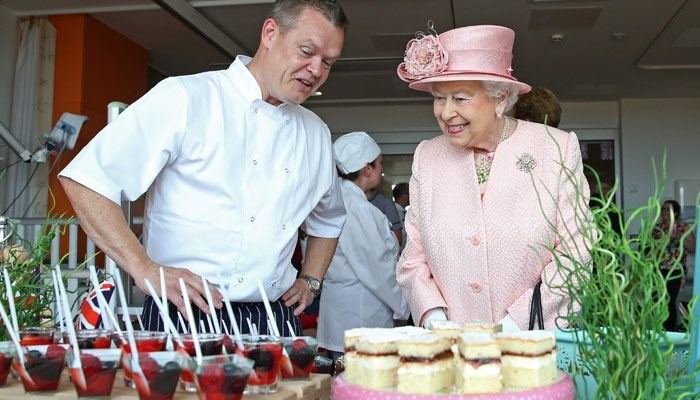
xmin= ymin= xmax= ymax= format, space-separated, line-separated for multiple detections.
xmin=312 ymin=91 xmax=322 ymax=96
xmin=612 ymin=32 xmax=627 ymax=40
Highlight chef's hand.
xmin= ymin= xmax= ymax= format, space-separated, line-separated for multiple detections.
xmin=134 ymin=261 xmax=223 ymax=317
xmin=282 ymin=278 xmax=315 ymax=316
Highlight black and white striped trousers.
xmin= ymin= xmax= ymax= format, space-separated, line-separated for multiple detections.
xmin=140 ymin=295 xmax=303 ymax=337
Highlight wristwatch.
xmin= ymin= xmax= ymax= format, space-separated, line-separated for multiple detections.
xmin=298 ymin=273 xmax=323 ymax=297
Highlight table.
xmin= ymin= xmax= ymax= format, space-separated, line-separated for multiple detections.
xmin=0 ymin=371 xmax=331 ymax=400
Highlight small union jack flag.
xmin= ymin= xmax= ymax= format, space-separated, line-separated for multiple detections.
xmin=78 ymin=281 xmax=115 ymax=329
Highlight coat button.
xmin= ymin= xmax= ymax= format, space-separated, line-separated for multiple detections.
xmin=253 ymin=160 xmax=257 ymax=165
xmin=470 ymin=283 xmax=482 ymax=293
xmin=238 ymin=278 xmax=244 ymax=283
xmin=470 ymin=235 xmax=481 ymax=245
xmin=250 ymin=217 xmax=255 ymax=222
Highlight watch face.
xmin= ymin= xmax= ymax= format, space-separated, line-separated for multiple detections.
xmin=309 ymin=279 xmax=321 ymax=290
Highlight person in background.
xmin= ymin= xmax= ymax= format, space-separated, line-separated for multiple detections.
xmin=512 ymin=86 xmax=561 ymax=128
xmin=392 ymin=182 xmax=410 ymax=253
xmin=654 ymin=199 xmax=696 ymax=331
xmin=395 ymin=24 xmax=590 ymax=330
xmin=317 ymin=131 xmax=409 ymax=361
xmin=368 ymin=188 xmax=403 ymax=248
xmin=58 ymin=0 xmax=349 ymax=336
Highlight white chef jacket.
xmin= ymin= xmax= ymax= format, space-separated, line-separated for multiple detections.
xmin=317 ymin=179 xmax=409 ymax=352
xmin=59 ymin=56 xmax=346 ymax=302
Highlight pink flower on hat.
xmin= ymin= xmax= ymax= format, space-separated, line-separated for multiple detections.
xmin=397 ymin=33 xmax=449 ymax=83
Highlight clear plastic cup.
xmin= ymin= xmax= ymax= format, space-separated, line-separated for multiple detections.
xmin=64 ymin=329 xmax=114 ymax=349
xmin=0 ymin=341 xmax=16 ymax=386
xmin=18 ymin=327 xmax=56 ymax=345
xmin=239 ymin=335 xmax=283 ymax=394
xmin=281 ymin=336 xmax=318 ymax=379
xmin=114 ymin=330 xmax=168 ymax=388
xmin=190 ymin=354 xmax=254 ymax=400
xmin=66 ymin=348 xmax=121 ymax=399
xmin=174 ymin=332 xmax=224 ymax=392
xmin=15 ymin=343 xmax=69 ymax=392
xmin=124 ymin=350 xmax=186 ymax=400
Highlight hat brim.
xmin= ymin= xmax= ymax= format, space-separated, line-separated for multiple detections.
xmin=408 ymin=72 xmax=531 ymax=94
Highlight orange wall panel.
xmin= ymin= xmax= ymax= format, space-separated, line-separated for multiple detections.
xmin=46 ymin=14 xmax=147 ymax=265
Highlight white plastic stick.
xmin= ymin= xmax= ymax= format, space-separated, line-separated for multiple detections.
xmin=221 ymin=288 xmax=244 ymax=348
xmin=87 ymin=265 xmax=122 ymax=336
xmin=256 ymin=278 xmax=280 ymax=336
xmin=0 ymin=296 xmax=30 ymax=380
xmin=201 ymin=276 xmax=220 ymax=334
xmin=3 ymin=268 xmax=19 ymax=332
xmin=54 ymin=265 xmax=85 ymax=387
xmin=51 ymin=270 xmax=66 ymax=336
xmin=178 ymin=278 xmax=202 ymax=364
xmin=287 ymin=320 xmax=297 ymax=339
xmin=159 ymin=267 xmax=167 ymax=328
xmin=84 ymin=266 xmax=110 ymax=330
xmin=200 ymin=319 xmax=207 ymax=334
xmin=246 ymin=317 xmax=255 ymax=336
xmin=136 ymin=313 xmax=145 ymax=331
xmin=113 ymin=270 xmax=148 ymax=393
xmin=143 ymin=279 xmax=183 ymax=347
xmin=177 ymin=312 xmax=188 ymax=334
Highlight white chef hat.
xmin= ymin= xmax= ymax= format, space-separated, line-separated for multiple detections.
xmin=333 ymin=131 xmax=382 ymax=174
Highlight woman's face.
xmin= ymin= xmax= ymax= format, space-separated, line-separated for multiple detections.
xmin=431 ymin=80 xmax=501 ymax=150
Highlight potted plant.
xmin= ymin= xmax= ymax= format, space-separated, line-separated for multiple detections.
xmin=541 ymin=154 xmax=699 ymax=399
xmin=0 ymin=212 xmax=76 ymax=339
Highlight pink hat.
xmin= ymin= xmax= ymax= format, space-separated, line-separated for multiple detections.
xmin=397 ymin=24 xmax=531 ymax=94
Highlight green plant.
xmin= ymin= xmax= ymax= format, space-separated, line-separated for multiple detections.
xmin=535 ymin=147 xmax=698 ymax=399
xmin=0 ymin=193 xmax=90 ymax=340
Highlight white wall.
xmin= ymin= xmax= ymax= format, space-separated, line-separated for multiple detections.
xmin=621 ymin=98 xmax=700 ymax=213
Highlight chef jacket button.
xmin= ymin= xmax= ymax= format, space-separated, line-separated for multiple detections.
xmin=470 ymin=283 xmax=482 ymax=293
xmin=271 ymin=282 xmax=277 ymax=287
xmin=284 ymin=168 xmax=289 ymax=174
xmin=238 ymin=278 xmax=244 ymax=283
xmin=470 ymin=235 xmax=480 ymax=245
xmin=254 ymin=108 xmax=258 ymax=114
xmin=253 ymin=160 xmax=258 ymax=165
xmin=282 ymin=224 xmax=286 ymax=230
xmin=285 ymin=120 xmax=290 ymax=125
xmin=250 ymin=217 xmax=255 ymax=222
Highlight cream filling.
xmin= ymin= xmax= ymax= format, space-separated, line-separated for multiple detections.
xmin=501 ymin=351 xmax=556 ymax=368
xmin=460 ymin=362 xmax=501 ymax=376
xmin=398 ymin=361 xmax=452 ymax=375
xmin=355 ymin=354 xmax=400 ymax=369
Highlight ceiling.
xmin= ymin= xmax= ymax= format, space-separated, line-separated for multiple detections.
xmin=1 ymin=0 xmax=699 ymax=106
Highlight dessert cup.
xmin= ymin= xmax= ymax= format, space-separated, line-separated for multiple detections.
xmin=15 ymin=343 xmax=69 ymax=392
xmin=0 ymin=341 xmax=16 ymax=386
xmin=64 ymin=329 xmax=114 ymax=349
xmin=114 ymin=330 xmax=168 ymax=388
xmin=281 ymin=336 xmax=318 ymax=379
xmin=239 ymin=335 xmax=283 ymax=394
xmin=124 ymin=350 xmax=186 ymax=400
xmin=19 ymin=327 xmax=56 ymax=346
xmin=174 ymin=332 xmax=224 ymax=392
xmin=66 ymin=348 xmax=122 ymax=399
xmin=191 ymin=354 xmax=254 ymax=400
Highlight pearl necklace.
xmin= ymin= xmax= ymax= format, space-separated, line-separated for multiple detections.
xmin=475 ymin=117 xmax=510 ymax=185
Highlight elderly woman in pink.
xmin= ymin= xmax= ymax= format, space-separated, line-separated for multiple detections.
xmin=395 ymin=24 xmax=589 ymax=330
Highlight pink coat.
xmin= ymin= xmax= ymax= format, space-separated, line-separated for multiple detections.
xmin=396 ymin=120 xmax=590 ymax=329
